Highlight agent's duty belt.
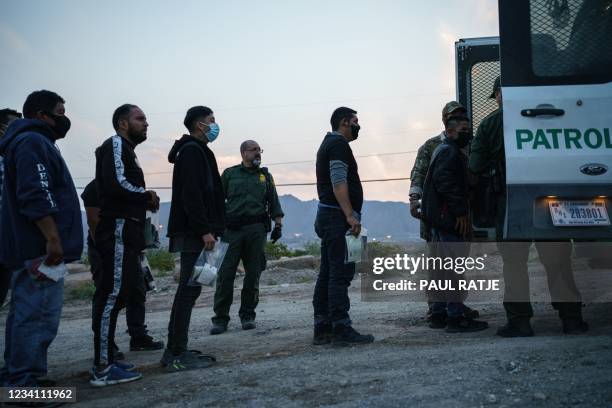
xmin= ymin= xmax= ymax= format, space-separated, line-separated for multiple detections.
xmin=225 ymin=213 xmax=268 ymax=230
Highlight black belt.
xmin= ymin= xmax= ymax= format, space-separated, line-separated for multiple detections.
xmin=226 ymin=213 xmax=268 ymax=230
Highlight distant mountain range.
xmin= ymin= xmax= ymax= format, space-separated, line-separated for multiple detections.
xmin=81 ymin=195 xmax=421 ymax=249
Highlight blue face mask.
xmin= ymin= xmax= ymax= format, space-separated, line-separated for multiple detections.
xmin=206 ymin=122 xmax=220 ymax=143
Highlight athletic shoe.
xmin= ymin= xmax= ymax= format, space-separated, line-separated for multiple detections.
xmin=130 ymin=335 xmax=164 ymax=351
xmin=89 ymin=364 xmax=142 ymax=387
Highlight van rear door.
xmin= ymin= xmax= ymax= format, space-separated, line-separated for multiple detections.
xmin=455 ymin=37 xmax=501 ymax=240
xmin=499 ymin=0 xmax=612 ymax=240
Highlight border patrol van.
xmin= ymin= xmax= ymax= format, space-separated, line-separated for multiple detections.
xmin=456 ymin=0 xmax=612 ymax=242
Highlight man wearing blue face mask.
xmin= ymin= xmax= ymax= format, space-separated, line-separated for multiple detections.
xmin=161 ymin=106 xmax=225 ymax=372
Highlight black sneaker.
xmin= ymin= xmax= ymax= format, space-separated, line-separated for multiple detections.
xmin=445 ymin=316 xmax=489 ymax=333
xmin=130 ymin=335 xmax=164 ymax=351
xmin=313 ymin=322 xmax=332 ymax=345
xmin=241 ymin=319 xmax=256 ymax=330
xmin=429 ymin=313 xmax=447 ymax=329
xmin=462 ymin=305 xmax=480 ymax=319
xmin=331 ymin=324 xmax=374 ymax=347
xmin=562 ymin=319 xmax=589 ymax=334
xmin=162 ymin=350 xmax=216 ymax=373
xmin=496 ymin=321 xmax=534 ymax=337
xmin=210 ymin=323 xmax=228 ymax=335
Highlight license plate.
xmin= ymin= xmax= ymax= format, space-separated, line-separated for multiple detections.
xmin=549 ymin=200 xmax=610 ymax=226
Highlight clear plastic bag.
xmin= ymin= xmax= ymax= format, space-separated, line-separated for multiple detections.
xmin=140 ymin=254 xmax=157 ymax=292
xmin=188 ymin=240 xmax=230 ymax=286
xmin=144 ymin=211 xmax=161 ymax=249
xmin=345 ymin=227 xmax=368 ymax=264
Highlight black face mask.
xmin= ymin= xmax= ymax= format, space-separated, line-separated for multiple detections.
xmin=456 ymin=130 xmax=471 ymax=148
xmin=351 ymin=123 xmax=361 ymax=140
xmin=45 ymin=112 xmax=71 ymax=139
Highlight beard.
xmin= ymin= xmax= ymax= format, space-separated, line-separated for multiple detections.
xmin=128 ymin=125 xmax=147 ymax=145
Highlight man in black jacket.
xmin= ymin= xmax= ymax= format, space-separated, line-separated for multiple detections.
xmin=91 ymin=104 xmax=160 ymax=387
xmin=161 ymin=106 xmax=225 ymax=372
xmin=422 ymin=116 xmax=488 ymax=333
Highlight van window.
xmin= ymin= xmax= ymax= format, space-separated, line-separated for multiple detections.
xmin=470 ymin=61 xmax=500 ymax=132
xmin=530 ymin=0 xmax=612 ymax=81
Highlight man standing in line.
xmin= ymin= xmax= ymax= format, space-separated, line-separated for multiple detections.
xmin=408 ymin=101 xmax=479 ymax=325
xmin=422 ymin=115 xmax=489 ymax=333
xmin=81 ymin=179 xmax=163 ymax=362
xmin=91 ymin=104 xmax=159 ymax=386
xmin=161 ymin=106 xmax=225 ymax=372
xmin=312 ymin=107 xmax=374 ymax=347
xmin=210 ymin=140 xmax=284 ymax=335
xmin=0 ymin=90 xmax=82 ymax=387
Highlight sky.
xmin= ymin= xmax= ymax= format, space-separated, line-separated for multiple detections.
xmin=0 ymin=0 xmax=499 ymax=203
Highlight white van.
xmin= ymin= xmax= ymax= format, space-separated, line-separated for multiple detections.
xmin=456 ymin=0 xmax=611 ymax=241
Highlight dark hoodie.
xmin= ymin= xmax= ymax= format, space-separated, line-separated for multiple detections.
xmin=167 ymin=135 xmax=225 ymax=240
xmin=0 ymin=119 xmax=83 ymax=265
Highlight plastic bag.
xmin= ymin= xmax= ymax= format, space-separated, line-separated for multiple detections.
xmin=188 ymin=240 xmax=230 ymax=286
xmin=140 ymin=254 xmax=157 ymax=292
xmin=345 ymin=227 xmax=368 ymax=264
xmin=144 ymin=211 xmax=161 ymax=249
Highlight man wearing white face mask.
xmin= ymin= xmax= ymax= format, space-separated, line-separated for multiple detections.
xmin=161 ymin=106 xmax=225 ymax=372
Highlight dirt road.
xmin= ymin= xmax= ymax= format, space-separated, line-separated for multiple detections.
xmin=2 ymin=268 xmax=611 ymax=408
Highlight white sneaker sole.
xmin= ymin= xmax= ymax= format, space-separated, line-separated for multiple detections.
xmin=89 ymin=372 xmax=142 ymax=387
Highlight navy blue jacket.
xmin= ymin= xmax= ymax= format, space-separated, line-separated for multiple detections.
xmin=0 ymin=119 xmax=83 ymax=266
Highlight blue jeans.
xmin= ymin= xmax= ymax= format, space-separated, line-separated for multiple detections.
xmin=0 ymin=267 xmax=64 ymax=386
xmin=431 ymin=229 xmax=469 ymax=318
xmin=313 ymin=208 xmax=356 ymax=327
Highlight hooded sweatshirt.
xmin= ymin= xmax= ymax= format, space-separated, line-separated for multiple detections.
xmin=167 ymin=135 xmax=225 ymax=239
xmin=0 ymin=119 xmax=83 ymax=265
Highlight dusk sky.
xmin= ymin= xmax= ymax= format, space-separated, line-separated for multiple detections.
xmin=1 ymin=0 xmax=499 ymax=203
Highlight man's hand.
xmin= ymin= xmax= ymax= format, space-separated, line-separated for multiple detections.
xmin=202 ymin=233 xmax=216 ymax=251
xmin=270 ymin=223 xmax=282 ymax=243
xmin=146 ymin=190 xmax=160 ymax=212
xmin=44 ymin=237 xmax=64 ymax=266
xmin=346 ymin=214 xmax=361 ymax=237
xmin=455 ymin=215 xmax=471 ymax=239
xmin=409 ymin=194 xmax=422 ymax=219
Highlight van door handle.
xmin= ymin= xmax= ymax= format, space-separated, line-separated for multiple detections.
xmin=521 ymin=108 xmax=565 ymax=117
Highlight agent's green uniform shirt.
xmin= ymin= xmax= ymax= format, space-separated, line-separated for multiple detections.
xmin=222 ymin=164 xmax=284 ymax=219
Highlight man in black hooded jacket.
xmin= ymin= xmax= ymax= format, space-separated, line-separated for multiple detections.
xmin=422 ymin=115 xmax=489 ymax=333
xmin=161 ymin=106 xmax=225 ymax=372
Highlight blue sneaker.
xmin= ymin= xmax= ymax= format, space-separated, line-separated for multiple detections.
xmin=114 ymin=361 xmax=136 ymax=372
xmin=90 ymin=364 xmax=142 ymax=387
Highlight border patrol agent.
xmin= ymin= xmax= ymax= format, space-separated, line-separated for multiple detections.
xmin=210 ymin=140 xmax=284 ymax=334
xmin=469 ymin=77 xmax=587 ymax=337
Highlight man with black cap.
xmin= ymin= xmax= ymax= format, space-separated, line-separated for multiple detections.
xmin=161 ymin=106 xmax=225 ymax=372
xmin=469 ymin=77 xmax=587 ymax=337
xmin=409 ymin=101 xmax=479 ymax=326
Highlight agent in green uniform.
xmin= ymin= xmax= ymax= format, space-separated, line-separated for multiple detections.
xmin=210 ymin=140 xmax=284 ymax=334
xmin=469 ymin=77 xmax=587 ymax=337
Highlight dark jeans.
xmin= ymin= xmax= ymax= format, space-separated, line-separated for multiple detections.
xmin=431 ymin=229 xmax=470 ymax=318
xmin=89 ymin=245 xmax=147 ymax=340
xmin=212 ymin=224 xmax=267 ymax=325
xmin=313 ymin=208 xmax=356 ymax=327
xmin=498 ymin=241 xmax=582 ymax=323
xmin=0 ymin=267 xmax=63 ymax=386
xmin=166 ymin=250 xmax=202 ymax=355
